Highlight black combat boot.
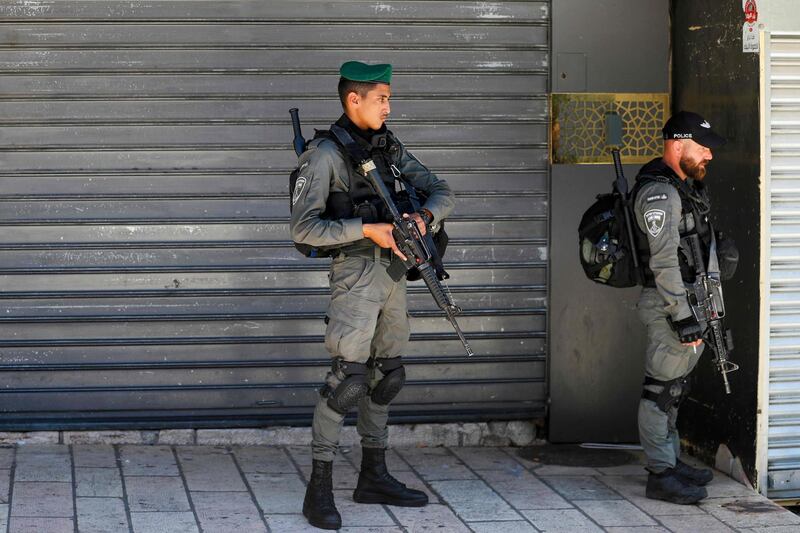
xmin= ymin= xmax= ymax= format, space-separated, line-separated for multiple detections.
xmin=303 ymin=459 xmax=342 ymax=530
xmin=353 ymin=447 xmax=429 ymax=507
xmin=646 ymin=468 xmax=708 ymax=504
xmin=674 ymin=459 xmax=714 ymax=486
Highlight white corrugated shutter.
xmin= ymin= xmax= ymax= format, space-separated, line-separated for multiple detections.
xmin=764 ymin=31 xmax=800 ymax=499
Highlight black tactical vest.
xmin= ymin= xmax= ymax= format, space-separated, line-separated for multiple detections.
xmin=314 ymin=119 xmax=405 ymax=225
xmin=631 ymin=170 xmax=713 ymax=287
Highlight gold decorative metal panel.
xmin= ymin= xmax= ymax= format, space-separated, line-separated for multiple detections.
xmin=551 ymin=93 xmax=670 ymax=164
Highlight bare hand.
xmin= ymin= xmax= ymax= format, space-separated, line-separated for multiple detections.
xmin=682 ymin=339 xmax=703 ymax=349
xmin=362 ymin=223 xmax=407 ymax=261
xmin=404 ymin=212 xmax=427 ymax=236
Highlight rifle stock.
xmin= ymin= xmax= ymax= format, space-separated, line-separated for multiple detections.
xmin=611 ymin=149 xmax=643 ymax=283
xmin=289 ymin=108 xmax=306 ymax=156
xmin=605 ymin=112 xmax=642 ymax=285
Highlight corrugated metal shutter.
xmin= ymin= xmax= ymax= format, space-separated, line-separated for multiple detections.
xmin=765 ymin=32 xmax=800 ymax=499
xmin=0 ymin=1 xmax=549 ymax=429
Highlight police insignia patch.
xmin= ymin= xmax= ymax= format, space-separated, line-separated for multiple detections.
xmin=644 ymin=209 xmax=666 ymax=237
xmin=646 ymin=194 xmax=668 ymax=203
xmin=292 ymin=176 xmax=308 ymax=206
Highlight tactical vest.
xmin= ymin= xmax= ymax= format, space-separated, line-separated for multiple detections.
xmin=631 ymin=172 xmax=713 ymax=287
xmin=314 ymin=126 xmax=405 ymax=225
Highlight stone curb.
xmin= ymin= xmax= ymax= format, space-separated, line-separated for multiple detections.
xmin=0 ymin=420 xmax=541 ymax=447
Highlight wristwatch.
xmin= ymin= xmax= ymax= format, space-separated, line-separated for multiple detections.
xmin=419 ymin=209 xmax=434 ymax=225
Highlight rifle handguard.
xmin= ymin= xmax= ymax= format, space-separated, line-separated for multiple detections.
xmin=419 ymin=263 xmax=459 ymax=314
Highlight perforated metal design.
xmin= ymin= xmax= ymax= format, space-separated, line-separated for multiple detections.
xmin=551 ymin=93 xmax=670 ymax=164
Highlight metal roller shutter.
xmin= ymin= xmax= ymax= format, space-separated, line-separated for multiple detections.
xmin=0 ymin=1 xmax=550 ymax=429
xmin=764 ymin=32 xmax=800 ymax=499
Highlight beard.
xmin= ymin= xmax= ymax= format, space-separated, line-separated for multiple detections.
xmin=679 ymin=156 xmax=708 ymax=180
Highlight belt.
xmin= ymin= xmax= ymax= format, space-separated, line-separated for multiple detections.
xmin=642 ymin=390 xmax=660 ymax=403
xmin=341 ymin=247 xmax=392 ymax=261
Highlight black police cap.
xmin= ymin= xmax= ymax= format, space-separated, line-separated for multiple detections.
xmin=662 ymin=111 xmax=726 ymax=149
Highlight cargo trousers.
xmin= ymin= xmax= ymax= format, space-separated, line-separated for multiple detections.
xmin=637 ymin=288 xmax=705 ymax=473
xmin=311 ymin=252 xmax=410 ymax=462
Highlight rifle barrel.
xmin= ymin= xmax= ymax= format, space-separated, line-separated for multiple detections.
xmin=721 ymin=366 xmax=732 ymax=395
xmin=449 ymin=314 xmax=474 ymax=356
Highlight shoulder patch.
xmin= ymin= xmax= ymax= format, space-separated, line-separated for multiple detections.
xmin=644 ymin=208 xmax=666 ymax=238
xmin=292 ymin=176 xmax=308 ymax=206
xmin=646 ymin=193 xmax=668 ymax=203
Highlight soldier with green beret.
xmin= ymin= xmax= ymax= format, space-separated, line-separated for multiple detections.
xmin=339 ymin=60 xmax=393 ymax=84
xmin=290 ymin=61 xmax=455 ymax=530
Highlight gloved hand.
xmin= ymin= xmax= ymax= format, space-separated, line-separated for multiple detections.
xmin=670 ymin=315 xmax=703 ymax=344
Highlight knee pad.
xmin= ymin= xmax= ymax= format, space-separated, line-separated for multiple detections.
xmin=323 ymin=358 xmax=369 ymax=415
xmin=370 ymin=357 xmax=406 ymax=406
xmin=642 ymin=376 xmax=691 ymax=413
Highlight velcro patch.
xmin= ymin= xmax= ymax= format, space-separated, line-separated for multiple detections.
xmin=292 ymin=176 xmax=308 ymax=206
xmin=646 ymin=193 xmax=668 ymax=203
xmin=644 ymin=209 xmax=666 ymax=238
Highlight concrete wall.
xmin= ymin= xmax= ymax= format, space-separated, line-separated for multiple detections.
xmin=549 ymin=0 xmax=670 ymax=442
xmin=760 ymin=0 xmax=800 ymax=33
xmin=670 ymin=0 xmax=761 ymax=482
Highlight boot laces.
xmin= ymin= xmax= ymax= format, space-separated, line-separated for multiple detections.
xmin=309 ymin=465 xmax=337 ymax=509
xmin=376 ymin=469 xmax=406 ymax=490
xmin=315 ymin=477 xmax=335 ymax=505
xmin=320 ymin=489 xmax=335 ymax=508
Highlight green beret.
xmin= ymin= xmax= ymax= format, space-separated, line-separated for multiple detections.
xmin=339 ymin=61 xmax=392 ymax=84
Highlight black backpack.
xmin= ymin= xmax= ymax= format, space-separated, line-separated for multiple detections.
xmin=577 ymin=145 xmax=657 ymax=289
xmin=289 ymin=129 xmax=348 ymax=258
xmin=578 ymin=191 xmax=641 ymax=288
xmin=289 ymin=153 xmax=333 ymax=258
xmin=578 ymin=168 xmax=701 ymax=288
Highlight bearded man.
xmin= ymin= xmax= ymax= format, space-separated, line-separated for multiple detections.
xmin=630 ymin=111 xmax=727 ymax=504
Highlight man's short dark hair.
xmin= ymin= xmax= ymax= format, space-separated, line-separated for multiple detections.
xmin=338 ymin=77 xmax=377 ymax=109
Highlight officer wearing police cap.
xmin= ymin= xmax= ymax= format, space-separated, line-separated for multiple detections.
xmin=290 ymin=61 xmax=454 ymax=529
xmin=630 ymin=111 xmax=736 ymax=504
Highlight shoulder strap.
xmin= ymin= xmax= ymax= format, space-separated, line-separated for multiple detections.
xmin=635 ymin=172 xmax=698 ymax=213
xmin=636 ymin=172 xmax=675 ymax=189
xmin=329 ymin=124 xmax=370 ymax=164
xmin=307 ymin=127 xmax=372 ymax=208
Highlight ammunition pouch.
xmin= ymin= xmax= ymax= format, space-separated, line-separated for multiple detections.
xmin=642 ymin=376 xmax=692 ymax=413
xmin=352 ymin=199 xmax=384 ymax=224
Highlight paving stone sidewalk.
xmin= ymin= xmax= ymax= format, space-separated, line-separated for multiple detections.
xmin=0 ymin=443 xmax=796 ymax=532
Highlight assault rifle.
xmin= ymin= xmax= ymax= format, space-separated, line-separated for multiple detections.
xmin=607 ymin=112 xmax=643 ymax=285
xmin=684 ymin=233 xmax=739 ymax=394
xmin=289 ymin=109 xmax=474 ymax=356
